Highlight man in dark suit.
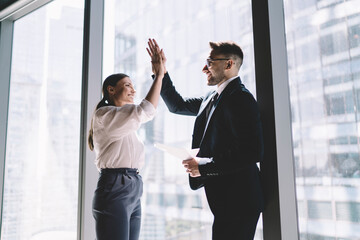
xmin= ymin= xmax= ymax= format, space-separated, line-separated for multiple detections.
xmin=152 ymin=40 xmax=264 ymax=240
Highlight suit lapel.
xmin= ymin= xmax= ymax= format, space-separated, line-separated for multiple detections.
xmin=199 ymin=78 xmax=241 ymax=146
xmin=192 ymin=91 xmax=215 ymax=148
xmin=197 ymin=91 xmax=217 ymax=117
xmin=192 ymin=78 xmax=242 ymax=149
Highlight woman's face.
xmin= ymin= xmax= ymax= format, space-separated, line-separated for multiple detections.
xmin=108 ymin=77 xmax=136 ymax=106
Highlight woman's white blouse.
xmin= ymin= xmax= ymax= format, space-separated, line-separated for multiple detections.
xmin=92 ymin=99 xmax=156 ymax=170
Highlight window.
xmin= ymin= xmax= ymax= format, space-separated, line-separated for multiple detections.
xmin=349 ymin=24 xmax=360 ymax=49
xmin=1 ymin=1 xmax=84 ymax=239
xmin=320 ymin=32 xmax=348 ymax=56
xmin=296 ymin=42 xmax=320 ymax=66
xmin=336 ymin=202 xmax=360 ymax=222
xmin=102 ymin=0 xmax=261 ymax=239
xmin=324 ymin=74 xmax=352 ymax=86
xmin=329 ymin=136 xmax=358 ymax=145
xmin=284 ymin=0 xmax=360 ymax=239
xmin=325 ymin=91 xmax=354 ymax=116
xmin=330 ymin=153 xmax=360 ymax=177
xmin=308 ymin=201 xmax=332 ymax=220
xmin=317 ymin=0 xmax=344 ymax=9
xmin=114 ymin=34 xmax=137 ymax=75
xmin=300 ymin=233 xmax=336 ymax=240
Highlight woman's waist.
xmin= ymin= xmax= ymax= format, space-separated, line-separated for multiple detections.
xmin=95 ymin=151 xmax=144 ymax=169
xmin=100 ymin=167 xmax=139 ymax=175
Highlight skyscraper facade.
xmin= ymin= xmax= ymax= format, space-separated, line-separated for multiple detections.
xmin=284 ymin=0 xmax=360 ymax=239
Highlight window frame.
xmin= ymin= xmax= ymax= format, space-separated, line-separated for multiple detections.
xmin=0 ymin=0 xmax=97 ymax=239
xmin=0 ymin=19 xmax=13 ymax=233
xmin=77 ymin=0 xmax=103 ymax=239
xmin=252 ymin=0 xmax=299 ymax=239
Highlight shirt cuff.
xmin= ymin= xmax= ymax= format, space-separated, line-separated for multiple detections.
xmin=196 ymin=157 xmax=212 ymax=165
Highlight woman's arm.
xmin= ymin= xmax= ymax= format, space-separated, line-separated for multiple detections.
xmin=145 ymin=38 xmax=165 ymax=108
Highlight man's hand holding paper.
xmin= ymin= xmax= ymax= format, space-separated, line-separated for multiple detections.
xmin=155 ymin=143 xmax=206 ymax=177
xmin=154 ymin=143 xmax=199 ymax=159
xmin=182 ymin=158 xmax=201 ymax=177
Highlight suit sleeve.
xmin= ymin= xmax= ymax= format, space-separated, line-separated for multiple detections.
xmin=189 ymin=175 xmax=207 ymax=190
xmin=159 ymin=72 xmax=203 ymax=116
xmin=198 ymin=90 xmax=264 ymax=177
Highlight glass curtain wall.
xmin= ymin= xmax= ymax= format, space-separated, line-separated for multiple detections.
xmin=1 ymin=0 xmax=84 ymax=239
xmin=284 ymin=0 xmax=360 ymax=239
xmin=102 ymin=0 xmax=261 ymax=239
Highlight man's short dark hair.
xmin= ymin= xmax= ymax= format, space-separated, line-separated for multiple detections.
xmin=209 ymin=41 xmax=243 ymax=60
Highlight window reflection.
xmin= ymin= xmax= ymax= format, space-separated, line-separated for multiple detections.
xmin=284 ymin=0 xmax=360 ymax=239
xmin=1 ymin=1 xmax=84 ymax=239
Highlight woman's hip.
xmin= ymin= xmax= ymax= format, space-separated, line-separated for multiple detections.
xmin=93 ymin=168 xmax=143 ymax=209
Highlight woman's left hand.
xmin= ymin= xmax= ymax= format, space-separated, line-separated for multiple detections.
xmin=146 ymin=39 xmax=165 ymax=76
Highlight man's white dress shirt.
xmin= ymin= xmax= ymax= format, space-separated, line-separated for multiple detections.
xmin=197 ymin=76 xmax=239 ymax=165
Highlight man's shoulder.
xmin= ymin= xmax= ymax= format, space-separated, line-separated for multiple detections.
xmin=226 ymin=80 xmax=252 ymax=98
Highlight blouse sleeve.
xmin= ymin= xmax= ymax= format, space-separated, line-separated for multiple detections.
xmin=94 ymin=99 xmax=156 ymax=140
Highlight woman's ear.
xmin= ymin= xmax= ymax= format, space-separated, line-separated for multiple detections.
xmin=107 ymin=85 xmax=115 ymax=95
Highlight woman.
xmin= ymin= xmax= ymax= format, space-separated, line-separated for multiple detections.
xmin=88 ymin=39 xmax=164 ymax=240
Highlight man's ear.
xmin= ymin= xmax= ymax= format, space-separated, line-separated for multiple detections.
xmin=226 ymin=60 xmax=232 ymax=69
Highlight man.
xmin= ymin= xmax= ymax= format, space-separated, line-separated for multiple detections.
xmin=155 ymin=40 xmax=264 ymax=240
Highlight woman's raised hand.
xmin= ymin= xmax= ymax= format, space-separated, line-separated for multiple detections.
xmin=144 ymin=39 xmax=165 ymax=108
xmin=146 ymin=39 xmax=165 ymax=77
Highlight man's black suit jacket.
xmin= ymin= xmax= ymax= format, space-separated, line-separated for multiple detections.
xmin=160 ymin=72 xmax=264 ymax=217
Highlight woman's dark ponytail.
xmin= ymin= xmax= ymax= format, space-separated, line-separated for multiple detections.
xmin=96 ymin=97 xmax=108 ymax=110
xmin=88 ymin=119 xmax=95 ymax=151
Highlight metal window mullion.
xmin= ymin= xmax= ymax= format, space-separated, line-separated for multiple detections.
xmin=0 ymin=20 xmax=14 ymax=235
xmin=78 ymin=0 xmax=104 ymax=239
xmin=0 ymin=0 xmax=54 ymax=21
xmin=252 ymin=0 xmax=300 ymax=239
xmin=268 ymin=0 xmax=300 ymax=238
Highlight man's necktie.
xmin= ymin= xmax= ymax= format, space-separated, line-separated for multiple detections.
xmin=205 ymin=93 xmax=219 ymax=119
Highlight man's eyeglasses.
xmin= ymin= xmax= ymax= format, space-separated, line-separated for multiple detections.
xmin=205 ymin=58 xmax=229 ymax=68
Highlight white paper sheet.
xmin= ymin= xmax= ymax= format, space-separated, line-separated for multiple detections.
xmin=154 ymin=143 xmax=199 ymax=160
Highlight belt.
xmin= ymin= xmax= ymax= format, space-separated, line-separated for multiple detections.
xmin=100 ymin=168 xmax=139 ymax=184
xmin=101 ymin=168 xmax=139 ymax=175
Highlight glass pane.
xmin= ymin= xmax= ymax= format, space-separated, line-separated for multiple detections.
xmin=284 ymin=0 xmax=360 ymax=239
xmin=1 ymin=0 xmax=84 ymax=239
xmin=103 ymin=0 xmax=262 ymax=239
